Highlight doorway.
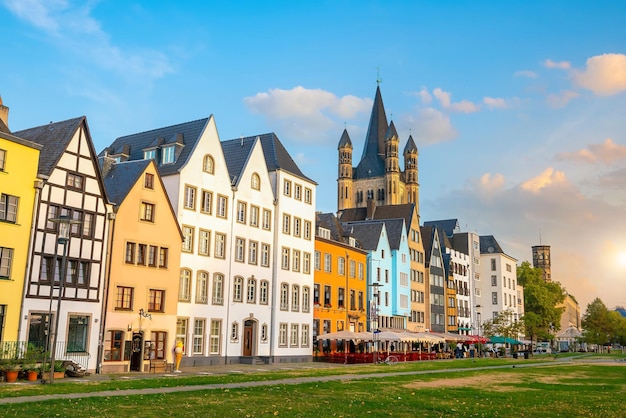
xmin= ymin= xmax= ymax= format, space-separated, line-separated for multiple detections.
xmin=243 ymin=320 xmax=256 ymax=356
xmin=129 ymin=332 xmax=143 ymax=371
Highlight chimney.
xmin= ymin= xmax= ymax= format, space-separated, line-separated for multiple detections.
xmin=98 ymin=149 xmax=116 ymax=177
xmin=0 ymin=96 xmax=9 ymax=130
xmin=366 ymin=198 xmax=376 ymax=220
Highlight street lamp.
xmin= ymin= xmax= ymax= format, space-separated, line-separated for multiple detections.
xmin=46 ymin=215 xmax=78 ymax=384
xmin=368 ymin=283 xmax=383 ymax=363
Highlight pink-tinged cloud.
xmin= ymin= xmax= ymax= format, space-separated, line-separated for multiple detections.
xmin=544 ymin=59 xmax=571 ymax=70
xmin=572 ymin=53 xmax=626 ymax=96
xmin=410 ymin=88 xmax=433 ymax=105
xmin=483 ymin=97 xmax=507 ymax=109
xmin=546 ymin=90 xmax=579 ymax=108
xmin=432 ymin=88 xmax=480 ymax=113
xmin=556 ymin=138 xmax=626 ymax=164
xmin=402 ymin=107 xmax=457 ymax=145
xmin=520 ymin=168 xmax=568 ymax=193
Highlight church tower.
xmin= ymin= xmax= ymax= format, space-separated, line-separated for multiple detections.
xmin=384 ymin=121 xmax=401 ymax=204
xmin=337 ymin=129 xmax=353 ymax=210
xmin=532 ymin=245 xmax=551 ymax=282
xmin=403 ymin=134 xmax=419 ymax=211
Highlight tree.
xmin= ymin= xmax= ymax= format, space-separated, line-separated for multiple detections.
xmin=517 ymin=261 xmax=565 ymax=344
xmin=482 ymin=308 xmax=525 ymax=356
xmin=582 ymin=298 xmax=626 ymax=346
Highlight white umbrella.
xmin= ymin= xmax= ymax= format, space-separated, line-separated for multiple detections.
xmin=317 ymin=330 xmax=361 ymax=340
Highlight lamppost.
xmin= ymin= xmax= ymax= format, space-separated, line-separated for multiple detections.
xmin=368 ymin=283 xmax=383 ymax=363
xmin=46 ymin=215 xmax=77 ymax=384
xmin=475 ymin=305 xmax=482 ymax=357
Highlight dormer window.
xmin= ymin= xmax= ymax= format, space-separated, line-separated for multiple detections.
xmin=317 ymin=227 xmax=330 ymax=240
xmin=251 ymin=173 xmax=260 ymax=190
xmin=203 ymin=155 xmax=214 ymax=174
xmin=162 ymin=145 xmax=175 ymax=164
xmin=144 ymin=149 xmax=156 ymax=160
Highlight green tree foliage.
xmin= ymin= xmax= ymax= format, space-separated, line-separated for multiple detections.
xmin=517 ymin=261 xmax=565 ymax=343
xmin=582 ymin=298 xmax=626 ymax=346
xmin=482 ymin=308 xmax=525 ymax=341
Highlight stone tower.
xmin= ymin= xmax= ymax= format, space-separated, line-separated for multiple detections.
xmin=532 ymin=245 xmax=551 ymax=282
xmin=336 ymin=86 xmax=420 ymax=212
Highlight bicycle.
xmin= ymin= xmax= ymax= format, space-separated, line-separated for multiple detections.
xmin=378 ymin=355 xmax=399 ymax=365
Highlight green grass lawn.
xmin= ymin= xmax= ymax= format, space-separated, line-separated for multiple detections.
xmin=1 ymin=355 xmax=625 ymax=417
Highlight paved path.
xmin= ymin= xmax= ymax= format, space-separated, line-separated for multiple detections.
xmin=0 ymin=359 xmax=577 ymax=406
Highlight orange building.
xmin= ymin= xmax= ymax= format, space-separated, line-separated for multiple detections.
xmin=313 ymin=213 xmax=367 ymax=354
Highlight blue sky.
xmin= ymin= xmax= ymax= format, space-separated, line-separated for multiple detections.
xmin=3 ymin=1 xmax=626 ymax=312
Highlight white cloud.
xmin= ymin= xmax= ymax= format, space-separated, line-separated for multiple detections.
xmin=3 ymin=0 xmax=65 ymax=32
xmin=401 ymin=107 xmax=457 ymax=145
xmin=546 ymin=90 xmax=579 ymax=108
xmin=476 ymin=173 xmax=505 ymax=193
xmin=483 ymin=97 xmax=508 ymax=109
xmin=432 ymin=88 xmax=480 ymax=113
xmin=556 ymin=138 xmax=626 ymax=164
xmin=514 ymin=70 xmax=538 ymax=78
xmin=520 ymin=168 xmax=568 ymax=193
xmin=243 ymin=86 xmax=371 ymax=142
xmin=409 ymin=88 xmax=432 ymax=105
xmin=544 ymin=59 xmax=571 ymax=70
xmin=572 ymin=53 xmax=626 ymax=96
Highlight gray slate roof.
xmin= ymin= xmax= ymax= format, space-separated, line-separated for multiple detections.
xmin=337 ymin=129 xmax=352 ymax=149
xmin=403 ymin=135 xmax=418 ymax=154
xmin=343 ymin=222 xmax=385 ymax=251
xmin=354 ymin=86 xmax=388 ymax=180
xmin=479 ymin=235 xmax=505 ymax=255
xmin=316 ymin=212 xmax=346 ymax=242
xmin=338 ymin=203 xmax=416 ymax=234
xmin=423 ymin=219 xmax=460 ymax=238
xmin=221 ymin=135 xmax=257 ymax=186
xmin=13 ymin=116 xmax=86 ymax=177
xmin=100 ymin=118 xmax=211 ymax=176
xmin=224 ymin=133 xmax=315 ymax=184
xmin=103 ymin=160 xmax=151 ymax=205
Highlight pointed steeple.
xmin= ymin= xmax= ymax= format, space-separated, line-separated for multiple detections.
xmin=385 ymin=120 xmax=398 ymax=142
xmin=361 ymin=85 xmax=388 ymax=160
xmin=337 ymin=128 xmax=353 ymax=149
xmin=403 ymin=134 xmax=418 ymax=154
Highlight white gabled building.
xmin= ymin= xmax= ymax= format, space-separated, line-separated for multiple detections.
xmin=15 ymin=117 xmax=111 ymax=373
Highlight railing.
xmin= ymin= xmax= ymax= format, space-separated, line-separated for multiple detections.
xmin=0 ymin=341 xmax=91 ymax=370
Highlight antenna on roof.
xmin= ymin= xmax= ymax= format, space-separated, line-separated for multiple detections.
xmin=240 ymin=135 xmax=244 ymax=147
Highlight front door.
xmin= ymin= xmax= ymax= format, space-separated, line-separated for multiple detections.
xmin=130 ymin=332 xmax=143 ymax=371
xmin=243 ymin=320 xmax=254 ymax=356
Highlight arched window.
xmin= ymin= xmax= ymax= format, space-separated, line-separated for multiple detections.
xmin=212 ymin=273 xmax=224 ymax=305
xmin=196 ymin=271 xmax=209 ymax=304
xmin=251 ymin=173 xmax=260 ymax=190
xmin=247 ymin=277 xmax=257 ymax=303
xmin=203 ymin=155 xmax=214 ymax=174
xmin=179 ymin=269 xmax=192 ymax=302
xmin=233 ymin=276 xmax=243 ymax=302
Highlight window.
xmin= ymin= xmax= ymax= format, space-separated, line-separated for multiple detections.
xmin=151 ymin=331 xmax=167 ymax=359
xmin=314 ymin=284 xmax=320 ymax=305
xmin=279 ymin=323 xmax=288 ymax=346
xmin=261 ymin=243 xmax=270 ymax=267
xmin=45 ymin=205 xmax=59 ymax=230
xmin=231 ymin=322 xmax=239 ymax=341
xmin=233 ymin=276 xmax=243 ymax=302
xmin=324 ymin=285 xmax=331 ymax=306
xmin=262 ymin=209 xmax=271 ymax=230
xmin=349 ymin=260 xmax=356 ymax=278
xmin=196 ymin=271 xmax=209 ymax=303
xmin=506 ymin=263 xmax=512 ymax=272
xmin=304 ymin=220 xmax=312 ymax=240
xmin=314 ymin=251 xmax=321 ymax=271
xmin=338 ymin=288 xmax=345 ymax=309
xmin=303 ymin=252 xmax=311 ymax=274
xmin=104 ymin=330 xmax=123 ymax=361
xmin=292 ymin=249 xmax=300 ymax=272
xmin=141 ymin=202 xmax=155 ymax=222
xmin=358 ymin=291 xmax=364 ymax=311
xmin=247 ymin=277 xmax=256 ymax=303
xmin=149 ymin=289 xmax=165 ymax=312
xmin=184 ymin=186 xmax=196 ymax=210
xmin=67 ymin=315 xmax=89 ymax=352
xmin=201 ymin=190 xmax=213 ymax=214
xmin=261 ymin=324 xmax=268 ymax=342
xmin=176 ymin=318 xmax=188 ymax=354
xmin=492 ymin=292 xmax=498 ymax=305
xmin=301 ymin=324 xmax=309 ymax=347
xmin=235 ymin=237 xmax=245 ymax=262
xmin=148 ymin=246 xmax=157 ymax=267
xmin=0 ymin=194 xmax=18 ymax=223
xmin=199 ymin=229 xmax=211 ymax=256
xmin=214 ymin=233 xmax=226 ymax=259
xmin=491 ymin=258 xmax=496 ymax=271
xmin=66 ymin=173 xmax=84 ymax=190
xmin=292 ymin=284 xmax=300 ymax=311
xmin=162 ymin=146 xmax=175 ymax=164
xmin=293 ymin=217 xmax=301 ymax=237
xmin=203 ymin=155 xmax=214 ymax=173
xmin=302 ymin=286 xmax=310 ymax=312
xmin=144 ymin=149 xmax=156 ymax=160
xmin=304 ymin=187 xmax=312 ymax=204
xmin=182 ymin=226 xmax=194 ymax=253
xmin=83 ymin=213 xmax=94 ymax=237
xmin=283 ymin=180 xmax=291 ymax=196
xmin=159 ymin=248 xmax=168 ymax=268
xmin=251 ymin=173 xmax=260 ymax=190
xmin=125 ymin=242 xmax=136 ymax=264
xmin=281 ymin=247 xmax=290 ymax=270
xmin=282 ymin=214 xmax=291 ymax=234
xmin=324 ymin=253 xmax=331 ymax=273
xmin=193 ymin=319 xmax=205 ymax=354
xmin=0 ymin=149 xmax=5 ymax=171
xmin=144 ymin=173 xmax=154 ymax=189
xmin=338 ymin=257 xmax=345 ymax=276
xmin=250 ymin=205 xmax=259 ymax=227
xmin=260 ymin=280 xmax=269 ymax=305
xmin=216 ymin=195 xmax=228 ymax=218
xmin=209 ymin=320 xmax=221 ymax=354
xmin=179 ymin=269 xmax=191 ymax=301
xmin=115 ymin=286 xmax=133 ymax=310
xmin=290 ymin=324 xmax=299 ymax=347
xmin=491 ymin=275 xmax=497 ymax=286
xmin=212 ymin=274 xmax=224 ymax=305
xmin=0 ymin=247 xmax=13 ymax=279
xmin=280 ymin=283 xmax=289 ymax=310
xmin=237 ymin=201 xmax=247 ymax=223
xmin=248 ymin=241 xmax=258 ymax=265
xmin=294 ymin=184 xmax=302 ymax=200
xmin=350 ymin=290 xmax=356 ymax=310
